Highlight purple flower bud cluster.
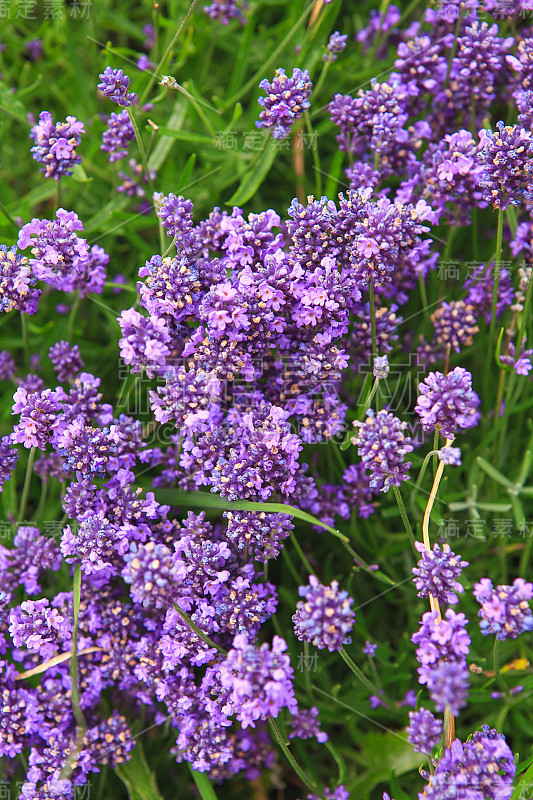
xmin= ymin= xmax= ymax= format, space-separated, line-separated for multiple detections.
xmin=97 ymin=66 xmax=136 ymax=107
xmin=48 ymin=342 xmax=84 ymax=383
xmin=17 ymin=209 xmax=108 ymax=295
xmin=101 ymin=109 xmax=135 ymax=161
xmin=204 ymin=0 xmax=242 ymax=23
xmin=293 ymin=575 xmax=355 ymax=651
xmin=0 ymin=245 xmax=41 ymax=314
xmin=324 ymin=31 xmax=348 ymax=62
xmin=479 ymin=121 xmax=533 ymax=209
xmin=423 ymin=727 xmax=516 ymax=800
xmin=406 ymin=708 xmax=443 ymax=754
xmin=352 ymin=409 xmax=413 ymax=492
xmin=218 ymin=634 xmax=297 ymax=727
xmin=415 ymin=367 xmax=481 ymax=438
xmin=473 ymin=578 xmax=533 ymax=640
xmin=256 ymin=68 xmax=312 ymax=140
xmin=412 ymin=609 xmax=470 ymax=715
xmin=29 ymin=111 xmax=84 ymax=180
xmin=412 ymin=542 xmax=468 ymax=605
xmin=9 ymin=598 xmax=71 ymax=660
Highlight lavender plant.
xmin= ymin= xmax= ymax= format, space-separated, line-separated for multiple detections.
xmin=0 ymin=1 xmax=532 ymax=799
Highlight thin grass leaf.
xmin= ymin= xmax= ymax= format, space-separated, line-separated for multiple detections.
xmin=116 ymin=742 xmax=163 ymax=800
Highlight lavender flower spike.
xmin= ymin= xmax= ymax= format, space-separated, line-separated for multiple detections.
xmin=256 ymin=67 xmax=312 ymax=140
xmin=97 ymin=66 xmax=137 ymax=107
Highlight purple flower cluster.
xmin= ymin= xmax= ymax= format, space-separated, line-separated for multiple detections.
xmin=219 ymin=634 xmax=297 ymax=727
xmin=406 ymin=708 xmax=442 ymax=754
xmin=0 ymin=245 xmax=41 ymax=314
xmin=30 ymin=111 xmax=84 ymax=180
xmin=473 ymin=578 xmax=533 ymax=640
xmin=423 ymin=727 xmax=516 ymax=800
xmin=293 ymin=575 xmax=355 ymax=651
xmin=17 ymin=209 xmax=108 ymax=295
xmin=101 ymin=109 xmax=135 ymax=161
xmin=412 ymin=542 xmax=468 ymax=605
xmin=415 ymin=367 xmax=481 ymax=438
xmin=352 ymin=409 xmax=413 ymax=492
xmin=256 ymin=68 xmax=312 ymax=140
xmin=97 ymin=66 xmax=136 ymax=107
xmin=412 ymin=609 xmax=470 ymax=715
xmin=204 ymin=0 xmax=242 ymax=23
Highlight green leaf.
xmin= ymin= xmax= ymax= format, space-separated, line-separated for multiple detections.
xmin=227 ymin=136 xmax=277 ymax=206
xmin=149 ymin=488 xmax=349 ymax=542
xmin=0 ymin=81 xmax=30 ymax=125
xmin=511 ymin=757 xmax=533 ymax=800
xmin=476 ymin=457 xmax=515 ymax=490
xmin=148 ymin=98 xmax=187 ymax=172
xmin=325 ymin=150 xmax=345 ymax=199
xmin=177 ymin=154 xmax=197 ymax=192
xmin=188 ymin=766 xmax=220 ymax=800
xmin=71 ymin=164 xmax=92 ymax=183
xmin=116 ymin=742 xmax=163 ymax=800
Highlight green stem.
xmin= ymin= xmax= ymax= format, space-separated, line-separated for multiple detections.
xmin=304 ymin=110 xmax=322 ymax=198
xmin=444 ymin=11 xmax=463 ymax=91
xmin=363 ymin=377 xmax=380 ymax=413
xmin=67 ymin=292 xmax=80 ymax=341
xmin=70 ymin=564 xmax=87 ymax=730
xmin=268 ymin=716 xmax=320 ymax=796
xmin=172 ymin=603 xmax=227 ymax=654
xmin=339 ymin=647 xmax=384 ymax=698
xmin=0 ymin=199 xmax=19 ymax=230
xmin=140 ymin=0 xmax=201 ymax=105
xmin=516 ymin=266 xmax=533 ymax=358
xmin=392 ymin=484 xmax=416 ymax=550
xmin=224 ymin=1 xmax=315 ymax=109
xmin=17 ymin=447 xmax=36 ymax=524
xmin=33 ymin=480 xmax=48 ymax=521
xmin=419 ymin=270 xmax=430 ymax=323
xmin=493 ymin=637 xmax=507 ymax=692
xmin=162 ymin=234 xmax=178 ymax=258
xmin=432 ymin=427 xmax=440 ymax=477
xmin=490 ymin=208 xmax=504 ymax=342
xmin=289 ymin=531 xmax=315 ymax=576
xmin=369 ymin=278 xmax=378 ymax=360
xmin=312 ymin=61 xmax=330 ymax=98
xmin=20 ymin=312 xmax=29 ymax=371
xmin=127 ymin=107 xmax=155 ymax=199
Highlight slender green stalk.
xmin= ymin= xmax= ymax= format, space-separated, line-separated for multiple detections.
xmin=312 ymin=61 xmax=330 ymax=98
xmin=369 ymin=278 xmax=378 ymax=361
xmin=224 ymin=1 xmax=315 ymax=108
xmin=362 ymin=377 xmax=380 ymax=413
xmin=418 ymin=271 xmax=430 ymax=323
xmin=17 ymin=447 xmax=36 ymax=524
xmin=67 ymin=292 xmax=80 ymax=341
xmin=392 ymin=484 xmax=416 ymax=550
xmin=304 ymin=111 xmax=322 ymax=198
xmin=339 ymin=647 xmax=384 ymax=697
xmin=126 ymin=107 xmax=155 ymax=199
xmin=20 ymin=312 xmax=29 ymax=370
xmin=444 ymin=11 xmax=463 ymax=91
xmin=490 ymin=208 xmax=504 ymax=341
xmin=162 ymin=234 xmax=178 ymax=258
xmin=493 ymin=637 xmax=507 ymax=692
xmin=140 ymin=0 xmax=202 ymax=105
xmin=33 ymin=480 xmax=48 ymax=521
xmin=289 ymin=531 xmax=315 ymax=576
xmin=0 ymin=198 xmax=19 ymax=230
xmin=432 ymin=427 xmax=440 ymax=476
xmin=172 ymin=603 xmax=227 ymax=654
xmin=70 ymin=565 xmax=87 ymax=730
xmin=268 ymin=716 xmax=320 ymax=796
xmin=515 ymin=265 xmax=533 ymax=359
